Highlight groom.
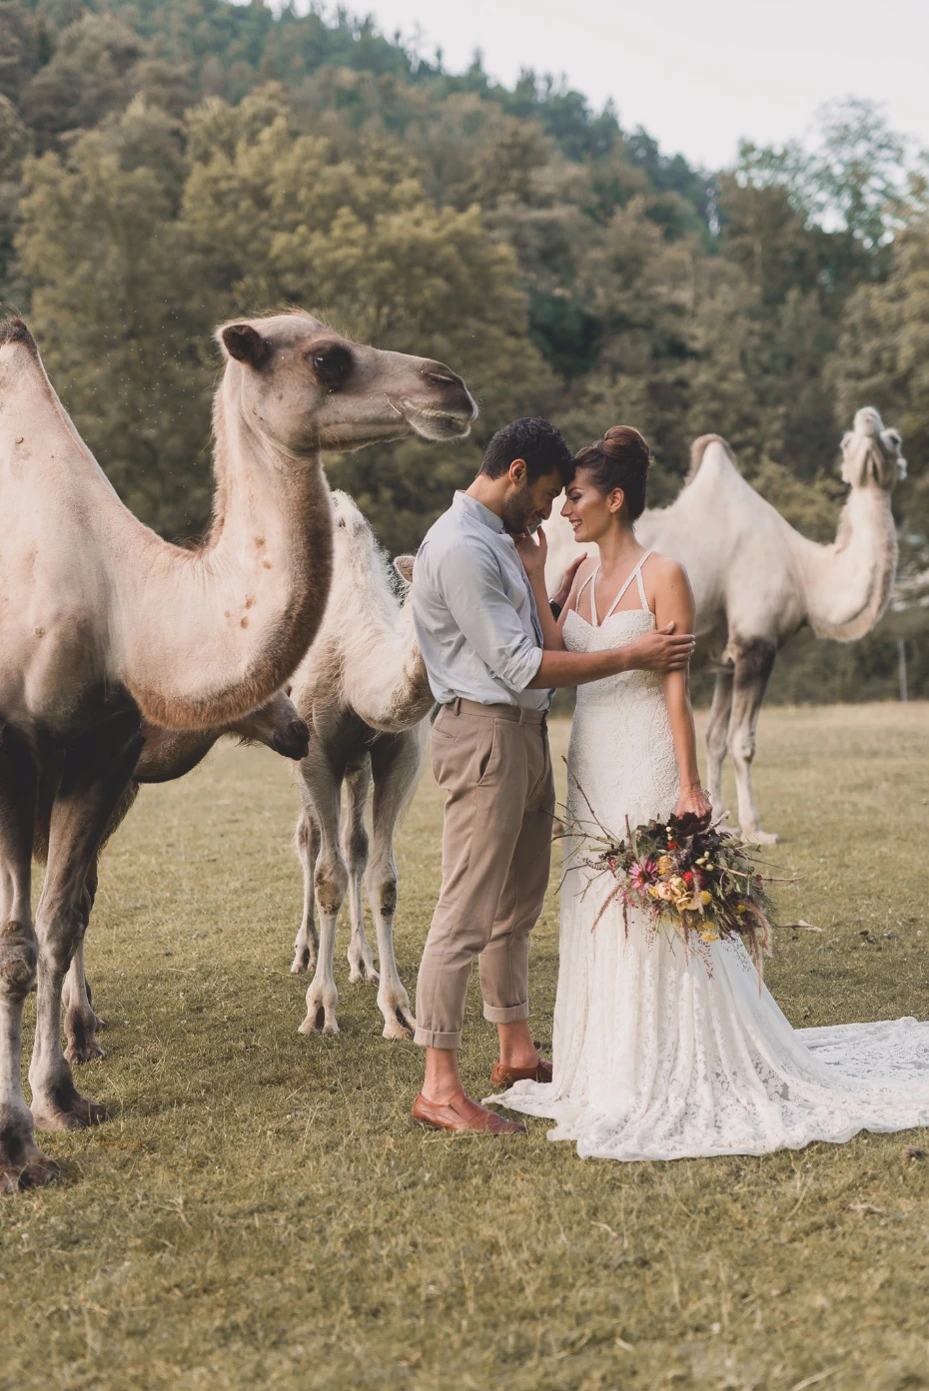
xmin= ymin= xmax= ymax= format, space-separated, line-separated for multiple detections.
xmin=410 ymin=417 xmax=695 ymax=1134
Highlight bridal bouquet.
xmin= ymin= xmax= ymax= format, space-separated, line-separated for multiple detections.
xmin=580 ymin=808 xmax=776 ymax=977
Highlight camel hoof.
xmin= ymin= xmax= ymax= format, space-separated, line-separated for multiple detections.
xmin=743 ymin=828 xmax=782 ymax=846
xmin=290 ymin=945 xmax=316 ymax=975
xmin=0 ymin=1110 xmax=61 ymax=1194
xmin=64 ymin=1007 xmax=106 ymax=1066
xmin=298 ymin=1010 xmax=339 ymax=1036
xmin=1 ymin=1150 xmax=60 ymax=1194
xmin=348 ymin=958 xmax=379 ymax=985
xmin=380 ymin=999 xmax=416 ymax=1041
xmin=65 ymin=1039 xmax=106 ymax=1066
xmin=32 ymin=1093 xmax=108 ymax=1131
xmin=382 ymin=1014 xmax=415 ymax=1042
xmin=301 ymin=983 xmax=339 ymax=1035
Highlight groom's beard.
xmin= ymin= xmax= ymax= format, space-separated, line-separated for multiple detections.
xmin=501 ymin=489 xmax=537 ymax=535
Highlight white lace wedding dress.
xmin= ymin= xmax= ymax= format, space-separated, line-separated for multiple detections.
xmin=489 ymin=554 xmax=929 ymax=1161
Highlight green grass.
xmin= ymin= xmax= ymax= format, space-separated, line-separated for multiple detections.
xmin=3 ymin=704 xmax=929 ymax=1391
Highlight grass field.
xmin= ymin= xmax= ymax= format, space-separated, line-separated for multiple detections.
xmin=3 ymin=704 xmax=929 ymax=1391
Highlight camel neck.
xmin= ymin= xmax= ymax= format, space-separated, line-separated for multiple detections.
xmin=792 ymin=487 xmax=898 ymax=641
xmin=325 ymin=526 xmax=432 ymax=733
xmin=113 ymin=373 xmax=334 ymax=729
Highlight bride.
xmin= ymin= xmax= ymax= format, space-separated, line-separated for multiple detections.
xmin=489 ymin=424 xmax=929 ymax=1161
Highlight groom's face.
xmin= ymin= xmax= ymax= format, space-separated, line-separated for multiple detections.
xmin=501 ymin=464 xmax=565 ymax=535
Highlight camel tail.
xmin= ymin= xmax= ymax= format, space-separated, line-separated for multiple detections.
xmin=686 ymin=433 xmax=739 ymax=484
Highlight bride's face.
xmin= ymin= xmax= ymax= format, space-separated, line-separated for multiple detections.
xmin=562 ymin=469 xmax=623 ymax=542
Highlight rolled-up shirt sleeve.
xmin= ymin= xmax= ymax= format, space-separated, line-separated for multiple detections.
xmin=438 ymin=542 xmax=543 ymax=692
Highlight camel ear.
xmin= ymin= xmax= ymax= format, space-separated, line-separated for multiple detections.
xmin=222 ymin=323 xmax=270 ymax=368
xmin=393 ymin=555 xmax=416 ymax=583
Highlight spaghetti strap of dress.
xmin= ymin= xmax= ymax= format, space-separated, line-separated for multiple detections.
xmin=634 ymin=550 xmax=654 ymax=612
xmin=601 ymin=549 xmax=654 ymax=623
xmin=575 ymin=566 xmax=600 ymax=625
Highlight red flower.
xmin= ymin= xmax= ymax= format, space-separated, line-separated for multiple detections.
xmin=682 ymin=870 xmax=694 ymax=885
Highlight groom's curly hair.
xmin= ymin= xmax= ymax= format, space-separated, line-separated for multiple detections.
xmin=480 ymin=417 xmax=575 ymax=486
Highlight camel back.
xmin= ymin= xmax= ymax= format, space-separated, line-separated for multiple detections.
xmin=686 ymin=434 xmax=740 ymax=485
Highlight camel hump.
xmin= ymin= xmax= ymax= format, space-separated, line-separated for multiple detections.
xmin=686 ymin=433 xmax=740 ymax=484
xmin=0 ymin=304 xmax=37 ymax=353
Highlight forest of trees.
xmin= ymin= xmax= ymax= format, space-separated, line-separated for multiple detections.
xmin=2 ymin=0 xmax=929 ymax=700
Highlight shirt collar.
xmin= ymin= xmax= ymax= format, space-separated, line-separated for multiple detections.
xmin=453 ymin=490 xmax=505 ymax=535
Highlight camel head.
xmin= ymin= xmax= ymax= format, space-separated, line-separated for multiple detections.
xmin=332 ymin=488 xmax=375 ymax=544
xmin=228 ymin=689 xmax=310 ymax=761
xmin=840 ymin=407 xmax=907 ymax=491
xmin=217 ymin=311 xmax=477 ymax=457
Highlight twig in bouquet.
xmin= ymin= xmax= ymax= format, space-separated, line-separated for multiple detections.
xmin=564 ymin=758 xmax=614 ymax=840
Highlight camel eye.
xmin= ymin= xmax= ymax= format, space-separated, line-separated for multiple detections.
xmin=310 ymin=343 xmax=353 ymax=392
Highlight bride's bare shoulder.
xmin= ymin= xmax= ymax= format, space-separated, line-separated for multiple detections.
xmin=646 ymin=551 xmax=690 ymax=587
xmin=644 ymin=551 xmax=694 ymax=610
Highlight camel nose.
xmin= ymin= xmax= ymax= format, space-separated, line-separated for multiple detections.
xmin=420 ymin=361 xmax=478 ymax=419
xmin=278 ymin=718 xmax=310 ymax=761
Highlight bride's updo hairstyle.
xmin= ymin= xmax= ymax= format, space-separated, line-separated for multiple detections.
xmin=573 ymin=425 xmax=653 ymax=522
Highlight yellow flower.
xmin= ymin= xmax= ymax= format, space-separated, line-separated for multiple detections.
xmin=700 ymin=924 xmax=719 ymax=943
xmin=700 ymin=890 xmax=712 ymax=906
xmin=736 ymin=903 xmax=747 ymax=915
xmin=657 ymin=855 xmax=673 ymax=875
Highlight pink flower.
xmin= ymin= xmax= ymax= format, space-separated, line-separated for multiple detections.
xmin=629 ymin=858 xmax=658 ymax=890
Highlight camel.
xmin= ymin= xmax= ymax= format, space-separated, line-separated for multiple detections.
xmin=59 ymin=689 xmax=310 ymax=1067
xmin=0 ymin=307 xmax=475 ymax=1192
xmin=290 ymin=491 xmax=434 ymax=1040
xmin=544 ymin=409 xmax=906 ymax=842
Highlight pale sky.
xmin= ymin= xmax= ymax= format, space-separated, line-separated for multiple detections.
xmin=344 ymin=0 xmax=929 ymax=170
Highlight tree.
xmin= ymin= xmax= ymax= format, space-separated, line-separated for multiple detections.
xmin=17 ymin=99 xmax=215 ymax=537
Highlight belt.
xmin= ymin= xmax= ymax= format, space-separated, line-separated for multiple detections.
xmin=441 ymin=697 xmax=548 ymax=726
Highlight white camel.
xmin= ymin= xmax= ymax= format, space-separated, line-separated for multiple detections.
xmin=290 ymin=491 xmax=434 ymax=1040
xmin=58 ymin=690 xmax=310 ymax=1066
xmin=0 ymin=307 xmax=475 ymax=1191
xmin=544 ymin=409 xmax=906 ymax=842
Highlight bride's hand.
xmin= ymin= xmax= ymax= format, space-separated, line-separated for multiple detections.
xmin=513 ymin=525 xmax=547 ymax=583
xmin=675 ymin=783 xmax=712 ymax=823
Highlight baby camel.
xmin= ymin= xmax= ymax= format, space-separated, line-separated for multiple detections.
xmin=58 ymin=690 xmax=309 ymax=1066
xmin=290 ymin=492 xmax=433 ymax=1040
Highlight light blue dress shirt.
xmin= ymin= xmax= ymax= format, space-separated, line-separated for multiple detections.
xmin=412 ymin=492 xmax=551 ymax=710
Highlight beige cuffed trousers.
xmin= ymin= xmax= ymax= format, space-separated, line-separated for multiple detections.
xmin=414 ymin=698 xmax=555 ymax=1051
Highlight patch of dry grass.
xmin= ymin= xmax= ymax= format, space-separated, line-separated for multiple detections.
xmin=3 ymin=705 xmax=929 ymax=1390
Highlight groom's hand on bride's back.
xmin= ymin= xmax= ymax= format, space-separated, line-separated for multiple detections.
xmin=630 ymin=622 xmax=696 ymax=672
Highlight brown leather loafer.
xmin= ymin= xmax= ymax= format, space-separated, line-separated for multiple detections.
xmin=490 ymin=1055 xmax=553 ymax=1088
xmin=412 ymin=1092 xmax=525 ymax=1134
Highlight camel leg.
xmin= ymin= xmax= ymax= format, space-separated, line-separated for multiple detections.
xmin=368 ymin=732 xmax=421 ymax=1041
xmin=726 ymin=639 xmax=779 ymax=845
xmin=29 ymin=716 xmax=142 ymax=1132
xmin=706 ymin=666 xmax=734 ymax=820
xmin=64 ymin=940 xmax=104 ymax=1065
xmin=343 ymin=761 xmax=377 ymax=984
xmin=63 ymin=860 xmax=105 ymax=1065
xmin=298 ymin=766 xmax=345 ymax=1035
xmin=0 ymin=730 xmax=59 ymax=1192
xmin=291 ymin=809 xmax=320 ymax=975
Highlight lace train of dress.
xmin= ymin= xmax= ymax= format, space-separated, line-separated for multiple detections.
xmin=488 ymin=601 xmax=929 ymax=1161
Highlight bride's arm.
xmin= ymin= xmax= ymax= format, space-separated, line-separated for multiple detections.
xmin=652 ymin=558 xmax=712 ymax=821
xmin=514 ymin=527 xmax=589 ymax=651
